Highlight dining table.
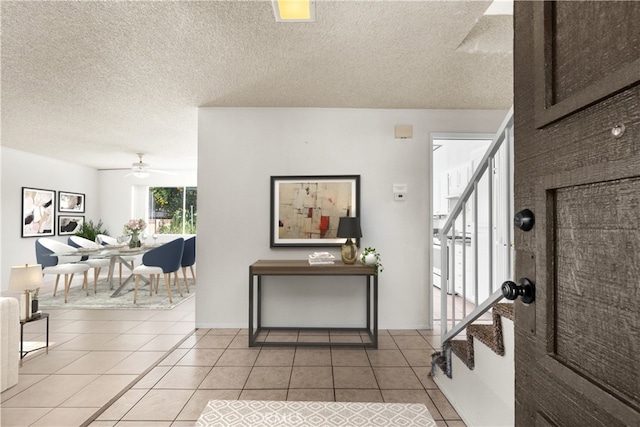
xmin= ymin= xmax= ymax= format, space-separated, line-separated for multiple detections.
xmin=61 ymin=244 xmax=160 ymax=297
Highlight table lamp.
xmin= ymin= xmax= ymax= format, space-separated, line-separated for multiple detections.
xmin=337 ymin=217 xmax=362 ymax=264
xmin=9 ymin=264 xmax=43 ymax=321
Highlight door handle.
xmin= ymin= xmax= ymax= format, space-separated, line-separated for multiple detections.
xmin=501 ymin=278 xmax=535 ymax=304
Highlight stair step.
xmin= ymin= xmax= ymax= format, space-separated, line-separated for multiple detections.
xmin=467 ymin=322 xmax=504 ymax=356
xmin=450 ymin=338 xmax=474 ymax=370
xmin=431 ymin=350 xmax=448 ymax=376
xmin=493 ymin=302 xmax=514 ymax=320
xmin=437 ymin=301 xmax=512 ymax=377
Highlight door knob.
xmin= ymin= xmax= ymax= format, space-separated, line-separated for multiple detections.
xmin=514 ymin=209 xmax=535 ymax=231
xmin=501 ymin=278 xmax=535 ymax=304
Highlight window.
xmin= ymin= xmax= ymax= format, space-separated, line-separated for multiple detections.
xmin=148 ymin=187 xmax=197 ymax=234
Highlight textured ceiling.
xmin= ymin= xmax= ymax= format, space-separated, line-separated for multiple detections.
xmin=1 ymin=1 xmax=513 ymax=171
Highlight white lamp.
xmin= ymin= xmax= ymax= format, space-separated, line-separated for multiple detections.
xmin=9 ymin=264 xmax=43 ymax=321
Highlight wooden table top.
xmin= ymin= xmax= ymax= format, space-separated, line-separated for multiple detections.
xmin=250 ymin=259 xmax=376 ymax=275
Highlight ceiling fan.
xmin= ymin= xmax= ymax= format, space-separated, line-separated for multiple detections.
xmin=125 ymin=153 xmax=176 ymax=178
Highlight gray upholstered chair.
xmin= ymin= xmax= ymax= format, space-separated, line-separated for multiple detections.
xmin=132 ymin=238 xmax=184 ymax=304
xmin=180 ymin=236 xmax=196 ymax=293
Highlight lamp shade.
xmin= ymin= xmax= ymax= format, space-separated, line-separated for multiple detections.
xmin=337 ymin=217 xmax=362 ymax=238
xmin=9 ymin=264 xmax=43 ymax=292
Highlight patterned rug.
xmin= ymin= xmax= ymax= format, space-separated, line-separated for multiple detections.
xmin=37 ymin=277 xmax=195 ymax=310
xmin=196 ymin=400 xmax=436 ymax=427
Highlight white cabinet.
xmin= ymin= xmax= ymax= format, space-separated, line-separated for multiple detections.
xmin=451 ymin=241 xmax=473 ymax=297
xmin=447 ymin=164 xmax=469 ymax=198
xmin=434 ymin=173 xmax=450 ymax=215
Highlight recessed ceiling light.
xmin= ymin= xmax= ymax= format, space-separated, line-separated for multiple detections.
xmin=484 ymin=0 xmax=513 ymax=16
xmin=272 ymin=0 xmax=315 ymax=22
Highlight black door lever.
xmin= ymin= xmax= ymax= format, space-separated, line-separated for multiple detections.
xmin=501 ymin=278 xmax=535 ymax=304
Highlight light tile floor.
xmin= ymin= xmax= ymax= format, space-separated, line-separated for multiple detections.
xmin=2 ymin=285 xmax=465 ymax=427
xmin=90 ymin=327 xmax=464 ymax=427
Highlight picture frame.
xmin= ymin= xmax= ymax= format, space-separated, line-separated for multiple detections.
xmin=58 ymin=215 xmax=84 ymax=235
xmin=270 ymin=175 xmax=360 ymax=247
xmin=21 ymin=187 xmax=55 ymax=237
xmin=58 ymin=191 xmax=85 ymax=213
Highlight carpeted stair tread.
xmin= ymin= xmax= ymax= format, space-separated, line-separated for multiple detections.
xmin=450 ymin=338 xmax=474 ymax=370
xmin=431 ymin=350 xmax=448 ymax=375
xmin=468 ymin=319 xmax=505 ymax=356
xmin=466 ymin=324 xmax=496 ymax=346
xmin=492 ymin=302 xmax=514 ymax=320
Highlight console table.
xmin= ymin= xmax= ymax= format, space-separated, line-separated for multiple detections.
xmin=249 ymin=260 xmax=378 ymax=348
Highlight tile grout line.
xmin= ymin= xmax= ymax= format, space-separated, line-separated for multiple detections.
xmin=78 ymin=327 xmax=197 ymax=427
xmin=165 ymin=329 xmax=239 ymax=425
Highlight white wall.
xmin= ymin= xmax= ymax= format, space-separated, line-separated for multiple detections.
xmin=196 ymin=107 xmax=507 ymax=329
xmin=0 ymin=147 xmax=99 ymax=289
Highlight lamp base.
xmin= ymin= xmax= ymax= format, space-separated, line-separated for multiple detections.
xmin=341 ymin=239 xmax=358 ymax=264
xmin=19 ymin=290 xmax=32 ymax=321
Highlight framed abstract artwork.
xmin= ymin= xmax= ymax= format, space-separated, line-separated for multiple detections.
xmin=58 ymin=215 xmax=84 ymax=235
xmin=270 ymin=175 xmax=360 ymax=247
xmin=22 ymin=187 xmax=55 ymax=237
xmin=59 ymin=191 xmax=85 ymax=213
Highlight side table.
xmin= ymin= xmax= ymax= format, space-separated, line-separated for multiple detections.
xmin=20 ymin=313 xmax=49 ymax=367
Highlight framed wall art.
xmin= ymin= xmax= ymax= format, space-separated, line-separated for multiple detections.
xmin=22 ymin=187 xmax=55 ymax=237
xmin=270 ymin=175 xmax=360 ymax=247
xmin=59 ymin=191 xmax=85 ymax=213
xmin=58 ymin=215 xmax=84 ymax=235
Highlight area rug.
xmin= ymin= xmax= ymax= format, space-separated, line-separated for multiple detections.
xmin=37 ymin=277 xmax=195 ymax=310
xmin=196 ymin=400 xmax=436 ymax=427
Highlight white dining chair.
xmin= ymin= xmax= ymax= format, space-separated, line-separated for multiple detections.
xmin=68 ymin=236 xmax=111 ymax=293
xmin=35 ymin=238 xmax=90 ymax=303
xmin=96 ymin=234 xmax=136 ymax=284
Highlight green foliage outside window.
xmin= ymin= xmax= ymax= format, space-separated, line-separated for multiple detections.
xmin=149 ymin=187 xmax=197 ymax=234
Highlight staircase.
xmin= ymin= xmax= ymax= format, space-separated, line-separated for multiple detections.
xmin=432 ymin=301 xmax=515 ymax=427
xmin=433 ymin=302 xmax=513 ymax=375
xmin=430 ymin=108 xmax=515 ymax=426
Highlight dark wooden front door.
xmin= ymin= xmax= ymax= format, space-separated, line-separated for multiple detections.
xmin=514 ymin=2 xmax=639 ymax=426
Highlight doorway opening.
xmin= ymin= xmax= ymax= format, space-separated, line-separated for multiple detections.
xmin=430 ymin=133 xmax=492 ymax=326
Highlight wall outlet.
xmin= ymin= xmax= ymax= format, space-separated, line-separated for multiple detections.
xmin=393 ymin=184 xmax=408 ymax=201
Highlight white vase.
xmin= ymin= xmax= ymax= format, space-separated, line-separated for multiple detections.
xmin=363 ymin=253 xmax=377 ymax=266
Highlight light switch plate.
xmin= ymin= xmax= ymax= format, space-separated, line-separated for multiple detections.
xmin=393 ymin=184 xmax=408 ymax=201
